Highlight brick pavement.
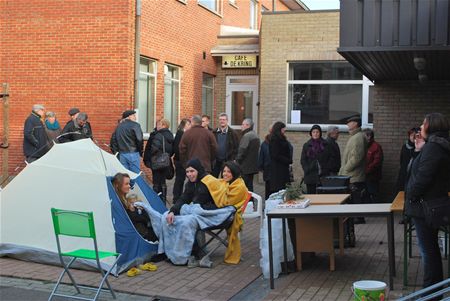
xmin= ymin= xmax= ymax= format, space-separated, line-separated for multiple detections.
xmin=1 ymin=179 xmax=448 ymax=300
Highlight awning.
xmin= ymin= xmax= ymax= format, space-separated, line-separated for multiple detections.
xmin=211 ymin=44 xmax=259 ymax=56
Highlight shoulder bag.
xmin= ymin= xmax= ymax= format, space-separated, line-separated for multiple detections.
xmin=151 ymin=135 xmax=171 ymax=171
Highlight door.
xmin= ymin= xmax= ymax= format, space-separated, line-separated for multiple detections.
xmin=225 ymin=75 xmax=259 ymax=132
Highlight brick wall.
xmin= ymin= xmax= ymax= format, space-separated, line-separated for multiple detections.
xmin=259 ymin=11 xmax=344 ymax=180
xmin=373 ymin=81 xmax=450 ymax=200
xmin=0 ymin=0 xmax=135 ymax=175
xmin=0 ymin=0 xmax=291 ymax=177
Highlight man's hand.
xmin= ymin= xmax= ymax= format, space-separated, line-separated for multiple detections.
xmin=166 ymin=212 xmax=175 ymax=225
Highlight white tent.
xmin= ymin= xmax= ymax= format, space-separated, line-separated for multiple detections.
xmin=0 ymin=139 xmax=163 ymax=274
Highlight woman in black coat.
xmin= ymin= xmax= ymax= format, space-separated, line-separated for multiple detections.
xmin=301 ymin=125 xmax=331 ymax=194
xmin=143 ymin=118 xmax=174 ymax=204
xmin=268 ymin=122 xmax=293 ymax=194
xmin=405 ymin=113 xmax=450 ymax=290
xmin=396 ymin=127 xmax=419 ymax=191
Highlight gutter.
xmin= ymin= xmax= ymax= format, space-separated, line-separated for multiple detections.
xmin=134 ymin=0 xmax=141 ymax=109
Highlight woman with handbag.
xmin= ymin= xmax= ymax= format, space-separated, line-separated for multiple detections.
xmin=405 ymin=112 xmax=450 ymax=292
xmin=144 ymin=118 xmax=174 ymax=205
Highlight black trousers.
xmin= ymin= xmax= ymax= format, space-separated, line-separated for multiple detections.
xmin=172 ymin=161 xmax=185 ymax=202
xmin=264 ymin=180 xmax=271 ymax=200
xmin=242 ymin=173 xmax=254 ymax=192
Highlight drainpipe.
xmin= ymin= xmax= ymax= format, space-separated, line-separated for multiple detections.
xmin=134 ymin=0 xmax=141 ymax=109
xmin=272 ymin=0 xmax=276 ymax=11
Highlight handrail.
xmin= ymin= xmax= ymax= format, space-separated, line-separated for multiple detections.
xmin=397 ymin=278 xmax=450 ymax=301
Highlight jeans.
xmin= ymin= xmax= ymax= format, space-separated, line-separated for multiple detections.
xmin=412 ymin=217 xmax=443 ymax=289
xmin=119 ymin=152 xmax=141 ymax=174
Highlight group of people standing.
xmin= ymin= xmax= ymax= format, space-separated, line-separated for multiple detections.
xmin=23 ymin=104 xmax=92 ymax=162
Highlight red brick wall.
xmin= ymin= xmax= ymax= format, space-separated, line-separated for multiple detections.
xmin=0 ymin=0 xmax=135 ymax=174
xmin=0 ymin=0 xmax=293 ymax=177
xmin=140 ymin=0 xmax=291 ymax=124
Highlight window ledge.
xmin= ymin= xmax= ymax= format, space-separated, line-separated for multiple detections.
xmin=286 ymin=123 xmax=373 ymax=132
xmin=176 ymin=0 xmax=188 ymax=4
xmin=229 ymin=1 xmax=238 ymax=9
xmin=198 ymin=3 xmax=223 ymax=18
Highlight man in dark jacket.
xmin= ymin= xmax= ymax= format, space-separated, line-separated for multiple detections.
xmin=326 ymin=126 xmax=341 ymax=175
xmin=23 ymin=104 xmax=50 ymax=162
xmin=363 ymin=128 xmax=383 ymax=203
xmin=110 ymin=110 xmax=143 ymax=174
xmin=59 ymin=112 xmax=93 ymax=143
xmin=212 ymin=113 xmax=239 ymax=177
xmin=237 ymin=118 xmax=260 ymax=193
xmin=179 ymin=115 xmax=217 ymax=173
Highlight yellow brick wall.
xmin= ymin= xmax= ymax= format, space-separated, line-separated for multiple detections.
xmin=259 ymin=11 xmax=345 ymax=180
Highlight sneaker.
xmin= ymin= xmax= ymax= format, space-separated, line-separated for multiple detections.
xmin=150 ymin=253 xmax=167 ymax=263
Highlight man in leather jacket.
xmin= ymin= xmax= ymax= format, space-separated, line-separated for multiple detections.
xmin=110 ymin=110 xmax=144 ymax=174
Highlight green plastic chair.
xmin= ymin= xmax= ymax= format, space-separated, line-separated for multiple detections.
xmin=49 ymin=208 xmax=121 ymax=301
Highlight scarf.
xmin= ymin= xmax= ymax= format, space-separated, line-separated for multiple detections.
xmin=201 ymin=175 xmax=249 ymax=264
xmin=307 ymin=138 xmax=325 ymax=159
xmin=45 ymin=119 xmax=60 ymax=131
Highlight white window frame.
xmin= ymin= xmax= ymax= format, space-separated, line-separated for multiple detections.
xmin=164 ymin=64 xmax=181 ymax=133
xmin=198 ymin=0 xmax=223 ymax=16
xmin=286 ymin=62 xmax=374 ymax=131
xmin=138 ymin=57 xmax=157 ymax=135
xmin=250 ymin=0 xmax=258 ymax=30
xmin=202 ymin=73 xmax=215 ymax=118
xmin=226 ymin=75 xmax=259 ymax=131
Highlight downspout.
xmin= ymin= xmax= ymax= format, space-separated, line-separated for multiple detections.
xmin=134 ymin=0 xmax=141 ymax=109
xmin=272 ymin=0 xmax=276 ymax=11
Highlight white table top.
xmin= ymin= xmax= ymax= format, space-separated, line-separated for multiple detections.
xmin=267 ymin=203 xmax=392 ymax=217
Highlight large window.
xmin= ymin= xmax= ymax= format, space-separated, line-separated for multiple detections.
xmin=287 ymin=61 xmax=373 ymax=127
xmin=250 ymin=0 xmax=258 ymax=29
xmin=164 ymin=64 xmax=180 ymax=132
xmin=198 ymin=0 xmax=222 ymax=14
xmin=138 ymin=57 xmax=156 ymax=132
xmin=202 ymin=73 xmax=214 ymax=120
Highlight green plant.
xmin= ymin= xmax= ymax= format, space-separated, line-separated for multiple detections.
xmin=284 ymin=181 xmax=304 ymax=201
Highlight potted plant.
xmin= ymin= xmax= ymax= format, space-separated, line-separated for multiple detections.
xmin=284 ymin=181 xmax=304 ymax=203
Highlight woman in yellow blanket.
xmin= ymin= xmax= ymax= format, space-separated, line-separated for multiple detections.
xmin=201 ymin=161 xmax=249 ymax=264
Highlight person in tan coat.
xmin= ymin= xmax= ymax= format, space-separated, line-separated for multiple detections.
xmin=179 ymin=115 xmax=218 ymax=173
xmin=339 ymin=116 xmax=368 ymax=246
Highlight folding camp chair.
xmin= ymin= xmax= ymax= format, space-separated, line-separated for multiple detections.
xmin=49 ymin=208 xmax=121 ymax=301
xmin=197 ymin=192 xmax=255 ymax=267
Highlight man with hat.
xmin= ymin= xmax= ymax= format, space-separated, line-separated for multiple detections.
xmin=110 ymin=109 xmax=144 ymax=174
xmin=339 ymin=115 xmax=368 ymax=246
xmin=67 ymin=107 xmax=80 ymax=124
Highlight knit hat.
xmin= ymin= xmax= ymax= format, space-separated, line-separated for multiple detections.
xmin=186 ymin=158 xmax=205 ymax=178
xmin=309 ymin=124 xmax=322 ymax=137
xmin=68 ymin=108 xmax=80 ymax=116
xmin=122 ymin=110 xmax=136 ymax=119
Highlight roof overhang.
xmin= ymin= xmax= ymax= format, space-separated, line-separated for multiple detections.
xmin=211 ymin=44 xmax=259 ymax=56
xmin=337 ymin=46 xmax=450 ymax=82
xmin=280 ymin=0 xmax=309 ymax=11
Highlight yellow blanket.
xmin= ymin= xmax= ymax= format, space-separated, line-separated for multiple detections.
xmin=201 ymin=175 xmax=248 ymax=264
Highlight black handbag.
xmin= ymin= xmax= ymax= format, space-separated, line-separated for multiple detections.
xmin=151 ymin=136 xmax=171 ymax=171
xmin=421 ymin=196 xmax=450 ymax=229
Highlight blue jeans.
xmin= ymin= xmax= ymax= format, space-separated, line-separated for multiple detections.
xmin=412 ymin=217 xmax=443 ymax=288
xmin=119 ymin=152 xmax=141 ymax=174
